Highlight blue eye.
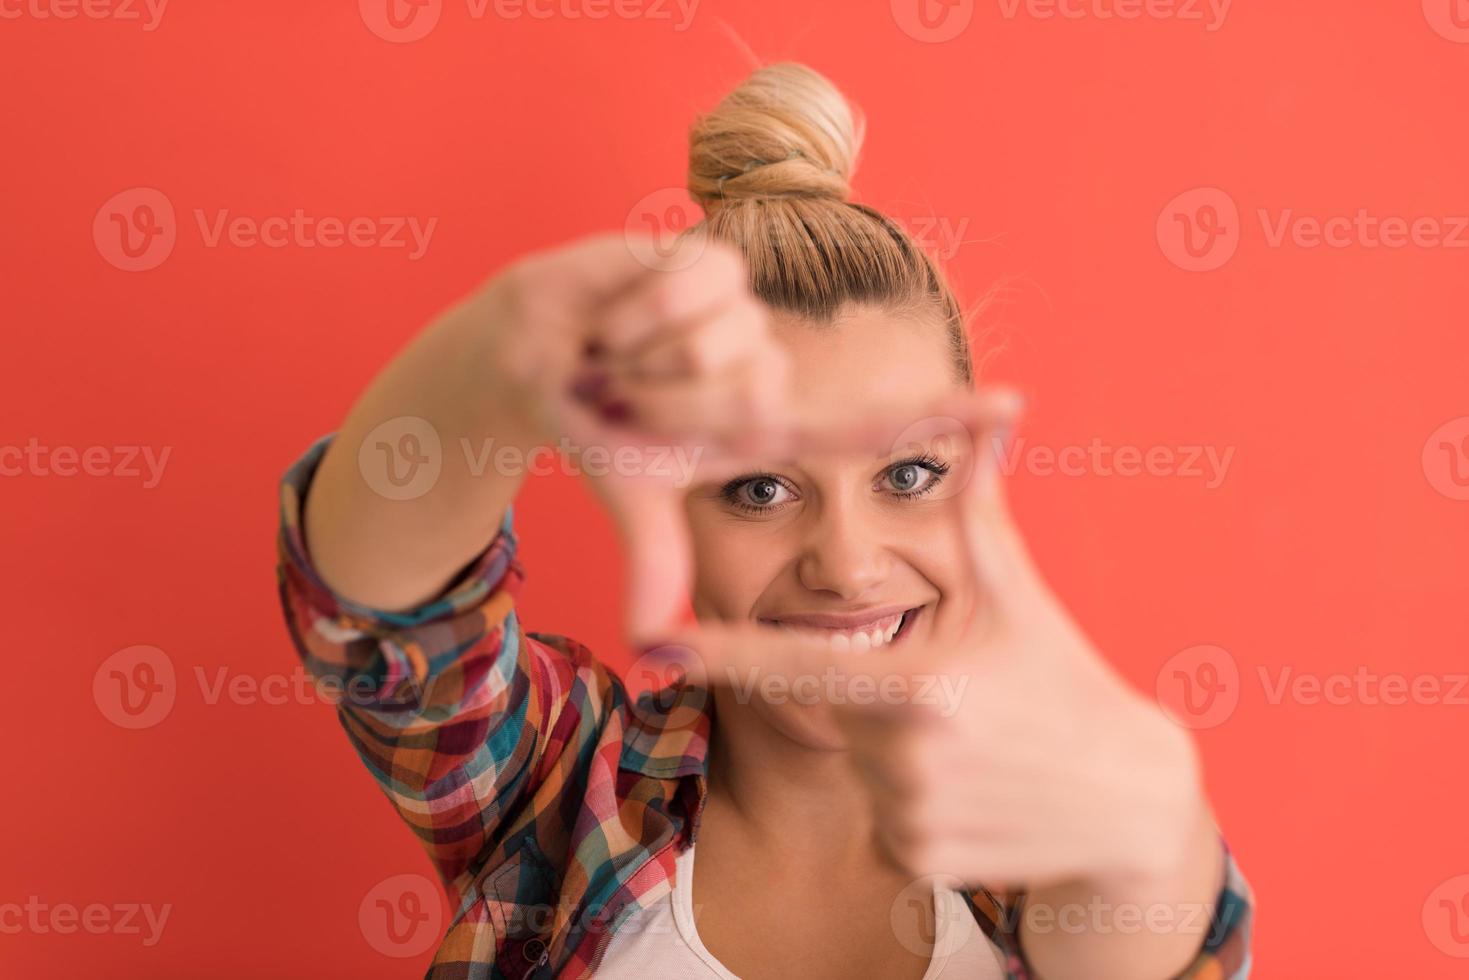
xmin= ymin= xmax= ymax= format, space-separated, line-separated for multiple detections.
xmin=722 ymin=474 xmax=796 ymax=512
xmin=881 ymin=454 xmax=949 ymax=498
xmin=887 ymin=463 xmax=925 ymax=492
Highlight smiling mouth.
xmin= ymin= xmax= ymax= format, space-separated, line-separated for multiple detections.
xmin=758 ymin=606 xmax=924 ymax=652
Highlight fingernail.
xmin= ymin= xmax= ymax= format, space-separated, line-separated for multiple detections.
xmin=570 ymin=370 xmax=610 ymax=404
xmin=598 ymin=400 xmax=633 ymax=424
xmin=638 ymin=642 xmax=692 ymax=666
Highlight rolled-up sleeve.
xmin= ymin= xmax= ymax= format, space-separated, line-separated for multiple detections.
xmin=1194 ymin=843 xmax=1254 ymax=978
xmin=275 ymin=434 xmax=546 ymax=886
xmin=987 ymin=839 xmax=1254 ymax=979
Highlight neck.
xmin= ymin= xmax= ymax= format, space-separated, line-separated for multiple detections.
xmin=702 ymin=689 xmax=880 ymax=870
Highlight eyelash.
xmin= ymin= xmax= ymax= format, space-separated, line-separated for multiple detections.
xmin=886 ymin=452 xmax=951 ymax=499
xmin=719 ymin=454 xmax=951 ymax=514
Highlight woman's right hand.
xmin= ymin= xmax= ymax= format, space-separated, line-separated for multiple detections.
xmin=304 ymin=232 xmax=788 ymax=627
xmin=475 ymin=233 xmax=792 ymax=639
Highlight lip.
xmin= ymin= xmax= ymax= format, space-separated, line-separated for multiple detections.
xmin=757 ymin=604 xmax=928 ymax=654
xmin=758 ymin=605 xmax=912 ymax=630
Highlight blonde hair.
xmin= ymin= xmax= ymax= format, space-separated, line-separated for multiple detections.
xmin=687 ymin=63 xmax=973 ymax=383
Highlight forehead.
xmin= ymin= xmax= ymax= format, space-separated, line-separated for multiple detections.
xmin=772 ymin=305 xmax=962 ymax=414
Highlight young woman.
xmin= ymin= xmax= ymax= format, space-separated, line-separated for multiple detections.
xmin=277 ymin=64 xmax=1253 ymax=979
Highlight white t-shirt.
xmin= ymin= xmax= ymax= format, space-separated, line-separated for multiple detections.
xmin=595 ymin=843 xmax=1007 ymax=979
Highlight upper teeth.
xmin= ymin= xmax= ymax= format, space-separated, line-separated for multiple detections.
xmin=774 ymin=614 xmax=904 ymax=654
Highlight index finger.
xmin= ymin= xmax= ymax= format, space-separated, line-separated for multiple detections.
xmin=641 ymin=623 xmax=841 ymax=691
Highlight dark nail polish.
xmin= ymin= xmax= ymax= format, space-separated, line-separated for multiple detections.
xmin=570 ymin=370 xmax=611 ymax=404
xmin=638 ymin=642 xmax=696 ymax=670
xmin=598 ymin=400 xmax=633 ymax=424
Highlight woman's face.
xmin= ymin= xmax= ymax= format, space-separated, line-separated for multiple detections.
xmin=685 ymin=306 xmax=974 ymax=748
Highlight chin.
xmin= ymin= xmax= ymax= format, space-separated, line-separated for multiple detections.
xmin=713 ymin=688 xmax=851 ymax=751
xmin=757 ymin=699 xmax=852 ymax=751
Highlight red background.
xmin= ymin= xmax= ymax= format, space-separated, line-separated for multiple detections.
xmin=3 ymin=1 xmax=1467 ymax=976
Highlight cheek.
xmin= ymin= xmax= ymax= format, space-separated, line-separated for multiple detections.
xmin=686 ymin=515 xmax=792 ymax=620
xmin=896 ymin=515 xmax=973 ymax=602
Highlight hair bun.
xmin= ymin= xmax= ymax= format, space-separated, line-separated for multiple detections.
xmin=688 ymin=63 xmax=862 ymax=211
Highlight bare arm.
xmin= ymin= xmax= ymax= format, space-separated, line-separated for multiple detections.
xmin=303 ymin=279 xmax=544 ymax=611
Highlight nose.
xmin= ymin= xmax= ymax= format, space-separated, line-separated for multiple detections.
xmin=795 ymin=499 xmax=890 ymax=600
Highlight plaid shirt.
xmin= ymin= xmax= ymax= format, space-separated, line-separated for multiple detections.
xmin=277 ymin=436 xmax=1254 ymax=979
